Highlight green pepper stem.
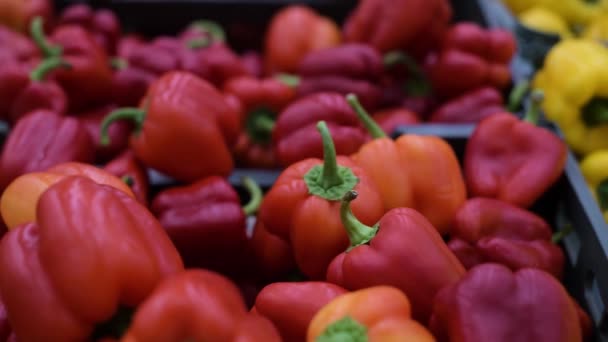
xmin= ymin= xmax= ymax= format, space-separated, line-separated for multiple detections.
xmin=582 ymin=97 xmax=608 ymax=127
xmin=250 ymin=112 xmax=275 ymax=135
xmin=30 ymin=58 xmax=71 ymax=81
xmin=100 ymin=108 xmax=146 ymax=146
xmin=316 ymin=121 xmax=343 ymax=189
xmin=523 ymin=90 xmax=544 ymax=125
xmin=121 ymin=175 xmax=134 ymax=187
xmin=316 ymin=316 xmax=368 ymax=342
xmin=383 ymin=51 xmax=420 ymax=74
xmin=275 ymin=73 xmax=301 ymax=88
xmin=189 ymin=20 xmax=226 ymax=43
xmin=242 ymin=176 xmax=263 ymax=216
xmin=186 ymin=37 xmax=211 ymax=49
xmin=508 ymin=80 xmax=530 ymax=112
xmin=91 ymin=306 xmax=134 ymax=340
xmin=551 ymin=224 xmax=573 ymax=244
xmin=346 ymin=93 xmax=387 ymax=139
xmin=30 ymin=16 xmax=61 ymax=58
xmin=340 ymin=190 xmax=378 ymax=248
xmin=110 ymin=57 xmax=128 ymax=70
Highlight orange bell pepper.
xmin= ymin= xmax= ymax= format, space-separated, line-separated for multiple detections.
xmin=347 ymin=94 xmax=466 ymax=235
xmin=0 ymin=0 xmax=51 ymax=33
xmin=264 ymin=5 xmax=341 ymax=73
xmin=0 ymin=162 xmax=133 ymax=229
xmin=308 ymin=286 xmax=435 ymax=342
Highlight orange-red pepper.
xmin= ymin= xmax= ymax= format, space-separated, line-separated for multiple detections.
xmin=104 ymin=151 xmax=149 ymax=206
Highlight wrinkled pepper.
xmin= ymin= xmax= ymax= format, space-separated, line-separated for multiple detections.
xmin=100 ymin=71 xmax=237 ymax=183
xmin=308 ymin=286 xmax=435 ymax=342
xmin=464 ymin=92 xmax=567 ymax=208
xmin=253 ymin=281 xmax=348 ymax=342
xmin=265 ymin=5 xmax=341 ymax=73
xmin=533 ymin=39 xmax=608 ymax=155
xmin=430 ymin=263 xmax=585 ymax=342
xmin=0 ymin=110 xmax=94 ymax=190
xmin=121 ymin=269 xmax=281 ymax=342
xmin=151 ymin=176 xmax=262 ymax=277
xmin=31 ymin=17 xmax=113 ymax=112
xmin=272 ymin=92 xmax=368 ymax=167
xmin=327 ymin=191 xmax=466 ymax=322
xmin=372 ymin=107 xmax=420 ymax=135
xmin=0 ymin=176 xmax=183 ymax=341
xmin=426 ymin=22 xmax=516 ymax=99
xmin=348 ymin=94 xmax=466 ymax=234
xmin=58 ymin=4 xmax=121 ymax=55
xmin=429 ymin=86 xmax=504 ymax=123
xmin=224 ymin=76 xmax=296 ymax=168
xmin=249 ymin=219 xmax=296 ymax=280
xmin=104 ymin=151 xmax=149 ymax=206
xmin=79 ymin=104 xmax=132 ymax=162
xmin=1 ymin=161 xmax=134 ymax=230
xmin=448 ymin=197 xmax=565 ymax=278
xmin=259 ymin=121 xmax=384 ymax=279
xmin=344 ymin=0 xmax=451 ymax=57
xmin=580 ymin=150 xmax=608 ymax=222
xmin=0 ymin=0 xmax=51 ymax=34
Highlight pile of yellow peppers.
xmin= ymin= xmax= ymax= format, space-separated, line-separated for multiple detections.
xmin=503 ymin=0 xmax=608 ymax=222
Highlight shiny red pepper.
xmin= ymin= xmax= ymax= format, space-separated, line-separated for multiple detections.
xmin=372 ymin=107 xmax=420 ymax=135
xmin=429 ymin=86 xmax=505 ymax=123
xmin=249 ymin=220 xmax=296 ymax=281
xmin=272 ymin=92 xmax=368 ymax=167
xmin=58 ymin=4 xmax=121 ymax=55
xmin=104 ymin=151 xmax=149 ymax=206
xmin=79 ymin=104 xmax=130 ymax=163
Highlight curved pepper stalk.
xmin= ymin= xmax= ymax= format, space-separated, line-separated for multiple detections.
xmin=99 ymin=108 xmax=146 ymax=146
xmin=346 ymin=93 xmax=387 ymax=139
xmin=242 ymin=176 xmax=263 ymax=216
xmin=340 ymin=190 xmax=378 ymax=249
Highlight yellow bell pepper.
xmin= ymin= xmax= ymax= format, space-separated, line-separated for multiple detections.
xmin=519 ymin=7 xmax=572 ymax=38
xmin=533 ymin=39 xmax=608 ymax=155
xmin=580 ymin=150 xmax=608 ymax=222
xmin=503 ymin=0 xmax=608 ymax=26
xmin=583 ymin=14 xmax=608 ymax=41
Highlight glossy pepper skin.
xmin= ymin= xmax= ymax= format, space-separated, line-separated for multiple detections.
xmin=121 ymin=270 xmax=281 ymax=342
xmin=224 ymin=76 xmax=295 ymax=168
xmin=533 ymin=39 xmax=608 ymax=155
xmin=430 ymin=264 xmax=583 ymax=342
xmin=429 ymin=86 xmax=504 ymax=123
xmin=348 ymin=94 xmax=466 ymax=234
xmin=249 ymin=220 xmax=296 ymax=281
xmin=273 ymin=92 xmax=368 ymax=167
xmin=101 ymin=71 xmax=237 ymax=183
xmin=0 ymin=176 xmax=183 ymax=342
xmin=1 ymin=162 xmax=134 ymax=230
xmin=344 ymin=0 xmax=451 ymax=56
xmin=372 ymin=107 xmax=420 ymax=136
xmin=328 ymin=191 xmax=466 ymax=322
xmin=57 ymin=4 xmax=121 ymax=55
xmin=308 ymin=286 xmax=435 ymax=342
xmin=79 ymin=104 xmax=132 ymax=163
xmin=0 ymin=110 xmax=94 ymax=190
xmin=0 ymin=0 xmax=51 ymax=34
xmin=259 ymin=121 xmax=384 ymax=279
xmin=253 ymin=282 xmax=348 ymax=342
xmin=104 ymin=151 xmax=149 ymax=206
xmin=464 ymin=109 xmax=567 ymax=208
xmin=448 ymin=197 xmax=565 ymax=278
xmin=265 ymin=5 xmax=341 ymax=73
xmin=32 ymin=18 xmax=114 ymax=112
xmin=426 ymin=22 xmax=516 ymax=99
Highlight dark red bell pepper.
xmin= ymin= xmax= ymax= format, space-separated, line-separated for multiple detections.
xmin=426 ymin=22 xmax=516 ymax=99
xmin=78 ymin=104 xmax=131 ymax=162
xmin=272 ymin=92 xmax=368 ymax=167
xmin=241 ymin=51 xmax=265 ymax=78
xmin=253 ymin=282 xmax=348 ymax=342
xmin=327 ymin=190 xmax=466 ymax=323
xmin=447 ymin=197 xmax=565 ymax=278
xmin=31 ymin=17 xmax=113 ymax=112
xmin=58 ymin=4 xmax=121 ymax=55
xmin=372 ymin=107 xmax=420 ymax=135
xmin=464 ymin=93 xmax=567 ymax=208
xmin=0 ymin=299 xmax=10 ymax=342
xmin=429 ymin=86 xmax=504 ymax=123
xmin=249 ymin=219 xmax=296 ymax=281
xmin=0 ymin=26 xmax=38 ymax=64
xmin=104 ymin=151 xmax=149 ymax=206
xmin=0 ymin=110 xmax=94 ymax=189
xmin=430 ymin=264 xmax=586 ymax=342
xmin=151 ymin=176 xmax=262 ymax=277
xmin=224 ymin=76 xmax=296 ymax=168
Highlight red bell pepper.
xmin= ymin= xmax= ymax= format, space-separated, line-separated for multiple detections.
xmin=241 ymin=51 xmax=264 ymax=78
xmin=372 ymin=107 xmax=420 ymax=135
xmin=104 ymin=151 xmax=149 ymax=206
xmin=426 ymin=22 xmax=516 ymax=99
xmin=249 ymin=219 xmax=296 ymax=281
xmin=0 ymin=0 xmax=52 ymax=34
xmin=430 ymin=264 xmax=585 ymax=342
xmin=0 ymin=110 xmax=94 ymax=190
xmin=253 ymin=282 xmax=348 ymax=342
xmin=344 ymin=0 xmax=451 ymax=56
xmin=327 ymin=190 xmax=466 ymax=322
xmin=0 ymin=176 xmax=183 ymax=341
xmin=447 ymin=197 xmax=565 ymax=278
xmin=224 ymin=76 xmax=295 ymax=168
xmin=259 ymin=121 xmax=384 ymax=279
xmin=0 ymin=26 xmax=38 ymax=64
xmin=0 ymin=299 xmax=10 ymax=342
xmin=100 ymin=71 xmax=237 ymax=183
xmin=151 ymin=176 xmax=262 ymax=277
xmin=79 ymin=104 xmax=131 ymax=163
xmin=31 ymin=17 xmax=113 ymax=112
xmin=464 ymin=92 xmax=567 ymax=208
xmin=272 ymin=92 xmax=368 ymax=167
xmin=122 ymin=269 xmax=281 ymax=342
xmin=429 ymin=86 xmax=505 ymax=123
xmin=58 ymin=4 xmax=121 ymax=55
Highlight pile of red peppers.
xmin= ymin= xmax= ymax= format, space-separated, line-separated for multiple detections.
xmin=0 ymin=1 xmax=592 ymax=341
